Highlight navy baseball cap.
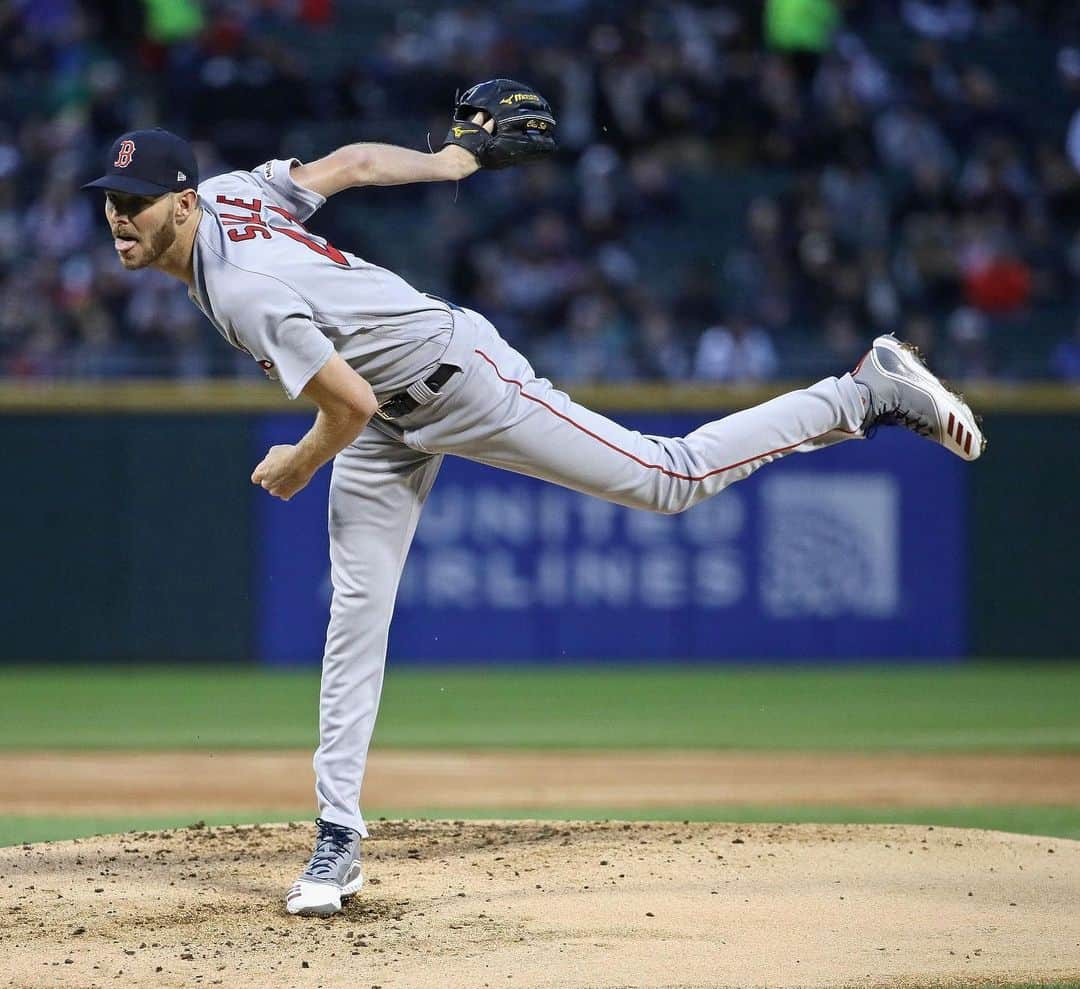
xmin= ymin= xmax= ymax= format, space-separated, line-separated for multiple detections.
xmin=82 ymin=128 xmax=198 ymax=196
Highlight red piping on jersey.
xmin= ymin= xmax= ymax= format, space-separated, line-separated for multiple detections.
xmin=474 ymin=348 xmax=858 ymax=483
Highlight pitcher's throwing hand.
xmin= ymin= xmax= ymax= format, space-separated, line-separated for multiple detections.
xmin=251 ymin=445 xmax=312 ymax=501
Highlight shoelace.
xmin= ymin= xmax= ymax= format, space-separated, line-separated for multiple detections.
xmin=865 ymin=402 xmax=932 ymax=441
xmin=306 ymin=819 xmax=355 ymax=877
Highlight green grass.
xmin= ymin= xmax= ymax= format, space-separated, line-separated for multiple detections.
xmin=1 ymin=663 xmax=1078 ymax=751
xmin=3 ymin=804 xmax=1078 ymax=847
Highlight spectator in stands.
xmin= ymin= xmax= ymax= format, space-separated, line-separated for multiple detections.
xmin=693 ymin=313 xmax=779 ymax=382
xmin=765 ymin=0 xmax=840 ymax=86
xmin=942 ymin=305 xmax=994 ymax=380
xmin=874 ymin=104 xmax=955 ymax=177
xmin=536 ymin=292 xmax=636 ymax=384
xmin=819 ymin=308 xmax=866 ymax=373
xmin=819 ymin=139 xmax=889 ymax=247
xmin=634 ymin=304 xmax=692 ymax=381
xmin=24 ymin=173 xmax=94 ymax=260
xmin=901 ymin=0 xmax=976 ymax=41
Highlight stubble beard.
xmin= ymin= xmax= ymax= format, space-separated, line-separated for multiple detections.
xmin=122 ymin=217 xmax=177 ymax=270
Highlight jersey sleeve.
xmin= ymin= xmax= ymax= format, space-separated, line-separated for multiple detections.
xmin=248 ymin=159 xmax=327 ymax=222
xmin=228 ymin=277 xmax=335 ymax=400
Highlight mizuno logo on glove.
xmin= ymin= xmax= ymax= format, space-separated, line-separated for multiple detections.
xmin=443 ymin=78 xmax=558 ymax=170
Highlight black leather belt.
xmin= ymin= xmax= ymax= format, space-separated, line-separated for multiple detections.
xmin=375 ymin=363 xmax=460 ymax=420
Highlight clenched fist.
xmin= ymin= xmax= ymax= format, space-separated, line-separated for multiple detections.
xmin=251 ymin=444 xmax=313 ymax=501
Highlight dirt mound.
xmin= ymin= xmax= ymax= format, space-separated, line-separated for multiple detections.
xmin=1 ymin=820 xmax=1077 ymax=989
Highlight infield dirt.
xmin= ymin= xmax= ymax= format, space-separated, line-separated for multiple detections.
xmin=2 ymin=819 xmax=1078 ymax=989
xmin=3 ymin=749 xmax=1079 ymax=815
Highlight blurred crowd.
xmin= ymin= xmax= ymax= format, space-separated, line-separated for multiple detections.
xmin=2 ymin=0 xmax=1079 ymax=384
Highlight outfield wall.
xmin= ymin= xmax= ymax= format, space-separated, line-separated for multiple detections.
xmin=1 ymin=383 xmax=1076 ymax=662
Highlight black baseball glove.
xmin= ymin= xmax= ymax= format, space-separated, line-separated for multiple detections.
xmin=442 ymin=78 xmax=557 ymax=170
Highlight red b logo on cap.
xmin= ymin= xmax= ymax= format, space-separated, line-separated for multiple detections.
xmin=114 ymin=140 xmax=136 ymax=168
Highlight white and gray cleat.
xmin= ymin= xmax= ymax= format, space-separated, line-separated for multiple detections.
xmin=285 ymin=817 xmax=363 ymax=917
xmin=852 ymin=333 xmax=986 ymax=461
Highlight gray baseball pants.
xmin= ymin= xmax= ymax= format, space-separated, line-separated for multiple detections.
xmin=314 ymin=308 xmax=866 ymax=834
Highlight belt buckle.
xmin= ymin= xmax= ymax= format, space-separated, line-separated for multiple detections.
xmin=375 ymin=395 xmax=407 ymax=420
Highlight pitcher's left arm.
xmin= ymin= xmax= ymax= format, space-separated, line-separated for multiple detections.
xmin=290 ymin=113 xmax=494 ymax=197
xmin=291 ymin=78 xmax=557 ymax=196
xmin=251 ymin=353 xmax=378 ymax=501
xmin=289 ymin=138 xmax=482 ymax=196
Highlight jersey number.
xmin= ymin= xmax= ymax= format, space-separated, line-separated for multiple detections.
xmin=227 ymin=224 xmax=271 ymax=242
xmin=215 ymin=195 xmax=348 ymax=265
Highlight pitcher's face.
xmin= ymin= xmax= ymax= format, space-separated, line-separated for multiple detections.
xmin=104 ymin=191 xmax=177 ymax=270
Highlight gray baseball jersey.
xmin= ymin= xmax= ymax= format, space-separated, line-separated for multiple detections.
xmin=189 ymin=159 xmax=470 ymax=399
xmin=182 ymin=155 xmax=871 ymax=844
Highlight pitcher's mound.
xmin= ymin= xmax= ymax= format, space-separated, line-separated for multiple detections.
xmin=2 ymin=820 xmax=1077 ymax=989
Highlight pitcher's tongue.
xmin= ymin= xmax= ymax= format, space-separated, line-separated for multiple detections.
xmin=115 ymin=237 xmax=137 ymax=253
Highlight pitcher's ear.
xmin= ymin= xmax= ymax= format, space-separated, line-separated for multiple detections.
xmin=176 ymin=188 xmax=198 ymax=218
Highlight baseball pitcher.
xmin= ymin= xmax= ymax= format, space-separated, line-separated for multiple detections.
xmin=83 ymin=80 xmax=985 ymax=916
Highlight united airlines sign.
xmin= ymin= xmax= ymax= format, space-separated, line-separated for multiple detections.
xmin=255 ymin=413 xmax=966 ymax=663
